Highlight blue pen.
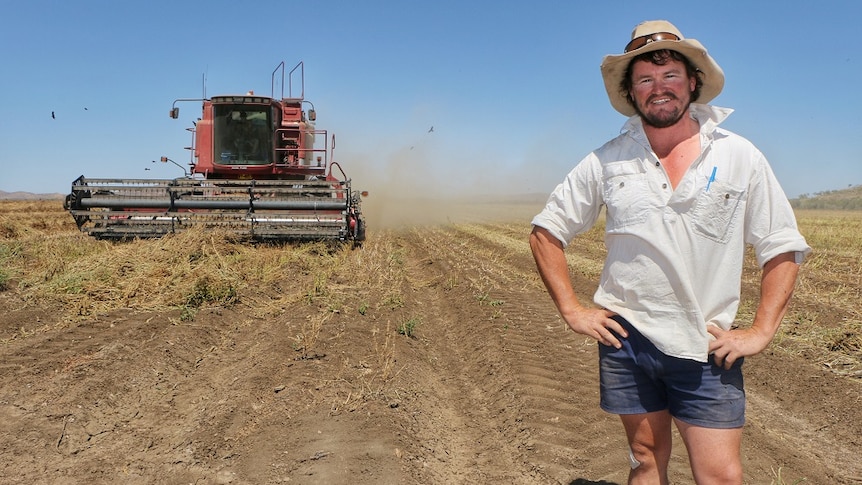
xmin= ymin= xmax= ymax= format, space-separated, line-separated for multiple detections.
xmin=706 ymin=166 xmax=717 ymax=192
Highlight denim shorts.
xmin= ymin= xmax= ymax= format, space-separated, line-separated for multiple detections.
xmin=599 ymin=316 xmax=745 ymax=429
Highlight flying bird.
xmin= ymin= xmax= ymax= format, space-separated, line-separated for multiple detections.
xmin=428 ymin=126 xmax=433 ymax=133
xmin=51 ymin=111 xmax=55 ymax=119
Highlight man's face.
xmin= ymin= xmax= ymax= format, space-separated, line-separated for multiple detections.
xmin=629 ymin=57 xmax=697 ymax=128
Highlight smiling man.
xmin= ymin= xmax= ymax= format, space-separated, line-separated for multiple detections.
xmin=530 ymin=20 xmax=810 ymax=484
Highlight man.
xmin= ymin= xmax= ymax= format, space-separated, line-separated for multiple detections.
xmin=529 ymin=20 xmax=810 ymax=484
xmin=230 ymin=111 xmax=264 ymax=160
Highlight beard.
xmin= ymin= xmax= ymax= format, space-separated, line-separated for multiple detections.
xmin=634 ymin=92 xmax=690 ymax=128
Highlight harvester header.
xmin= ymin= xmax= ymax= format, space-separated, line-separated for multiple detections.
xmin=65 ymin=61 xmax=366 ymax=243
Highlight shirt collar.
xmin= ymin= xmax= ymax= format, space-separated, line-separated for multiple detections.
xmin=621 ymin=103 xmax=735 ymax=140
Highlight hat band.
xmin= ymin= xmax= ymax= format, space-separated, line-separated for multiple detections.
xmin=624 ymin=32 xmax=681 ymax=53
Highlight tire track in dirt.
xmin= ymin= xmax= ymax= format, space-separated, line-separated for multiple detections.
xmin=391 ymin=228 xmax=532 ymax=483
xmin=398 ymin=224 xmax=709 ymax=484
xmin=396 ymin=225 xmax=626 ymax=483
xmin=458 ymin=224 xmax=649 ymax=483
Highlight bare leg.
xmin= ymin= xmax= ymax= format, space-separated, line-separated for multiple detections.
xmin=674 ymin=418 xmax=743 ymax=484
xmin=620 ymin=411 xmax=673 ymax=485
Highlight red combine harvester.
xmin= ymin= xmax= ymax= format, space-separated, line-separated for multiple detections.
xmin=64 ymin=61 xmax=366 ymax=243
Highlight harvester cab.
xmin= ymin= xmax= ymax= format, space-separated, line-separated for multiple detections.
xmin=65 ymin=61 xmax=366 ymax=244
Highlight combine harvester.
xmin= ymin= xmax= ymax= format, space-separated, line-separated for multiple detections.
xmin=65 ymin=61 xmax=366 ymax=244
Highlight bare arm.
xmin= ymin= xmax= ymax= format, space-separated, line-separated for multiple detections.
xmin=708 ymin=251 xmax=800 ymax=368
xmin=529 ymin=226 xmax=627 ymax=347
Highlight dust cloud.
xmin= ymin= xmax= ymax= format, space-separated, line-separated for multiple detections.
xmin=342 ymin=140 xmax=553 ymax=230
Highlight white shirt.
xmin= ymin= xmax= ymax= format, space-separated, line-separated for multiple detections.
xmin=532 ymin=104 xmax=811 ymax=362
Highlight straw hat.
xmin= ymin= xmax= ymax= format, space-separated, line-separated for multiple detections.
xmin=600 ymin=20 xmax=724 ymax=116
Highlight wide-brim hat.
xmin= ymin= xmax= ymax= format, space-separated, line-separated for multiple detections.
xmin=600 ymin=20 xmax=724 ymax=117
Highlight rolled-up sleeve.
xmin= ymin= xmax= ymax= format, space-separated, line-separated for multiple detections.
xmin=531 ymin=155 xmax=603 ymax=247
xmin=744 ymin=153 xmax=811 ymax=267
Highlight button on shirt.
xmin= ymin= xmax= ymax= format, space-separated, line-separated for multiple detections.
xmin=531 ymin=104 xmax=811 ymax=362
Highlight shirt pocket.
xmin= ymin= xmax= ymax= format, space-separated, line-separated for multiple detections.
xmin=603 ymin=161 xmax=649 ymax=230
xmin=690 ymin=180 xmax=746 ymax=243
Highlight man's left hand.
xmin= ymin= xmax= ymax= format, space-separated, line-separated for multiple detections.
xmin=707 ymin=326 xmax=772 ymax=369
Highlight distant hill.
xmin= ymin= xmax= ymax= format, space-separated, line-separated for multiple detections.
xmin=0 ymin=190 xmax=64 ymax=201
xmin=790 ymin=185 xmax=862 ymax=210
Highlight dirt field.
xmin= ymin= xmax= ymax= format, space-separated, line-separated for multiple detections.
xmin=1 ymin=200 xmax=860 ymax=484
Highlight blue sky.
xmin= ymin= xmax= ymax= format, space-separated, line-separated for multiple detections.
xmin=2 ymin=0 xmax=860 ymax=200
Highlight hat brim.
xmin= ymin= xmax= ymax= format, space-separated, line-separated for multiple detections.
xmin=600 ymin=38 xmax=724 ymax=117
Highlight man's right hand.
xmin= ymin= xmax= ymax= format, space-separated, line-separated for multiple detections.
xmin=530 ymin=226 xmax=628 ymax=349
xmin=561 ymin=307 xmax=627 ymax=348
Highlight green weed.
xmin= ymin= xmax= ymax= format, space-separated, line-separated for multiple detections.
xmin=397 ymin=317 xmax=419 ymax=338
